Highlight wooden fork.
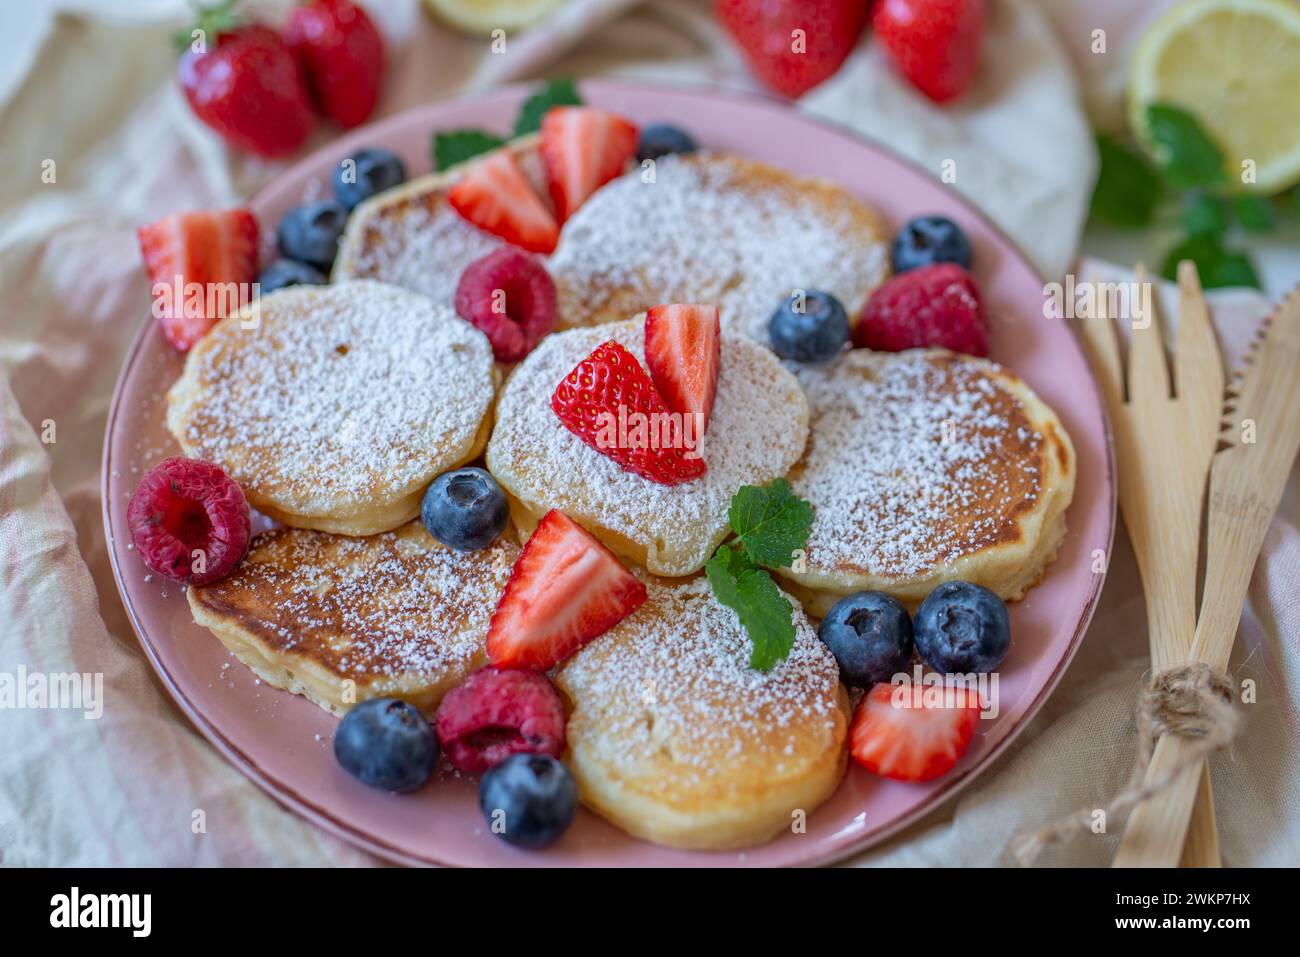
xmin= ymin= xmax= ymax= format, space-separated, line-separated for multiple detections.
xmin=1076 ymin=261 xmax=1224 ymax=867
xmin=1112 ymin=282 xmax=1300 ymax=867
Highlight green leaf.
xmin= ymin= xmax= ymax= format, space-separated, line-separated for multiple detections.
xmin=1182 ymin=193 xmax=1227 ymax=237
xmin=173 ymin=0 xmax=241 ymax=54
xmin=1231 ymin=194 xmax=1276 ymax=232
xmin=432 ymin=129 xmax=505 ymax=171
xmin=1090 ymin=134 xmax=1161 ymax=227
xmin=1146 ymin=103 xmax=1228 ymax=190
xmin=705 ymin=547 xmax=796 ymax=672
xmin=727 ymin=477 xmax=814 ymax=569
xmin=1160 ymin=234 xmax=1260 ymax=289
xmin=513 ymin=78 xmax=583 ymax=137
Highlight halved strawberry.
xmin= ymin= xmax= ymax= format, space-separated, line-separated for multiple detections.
xmin=448 ymin=149 xmax=559 ymax=254
xmin=137 ymin=208 xmax=259 ymax=351
xmin=551 ymin=340 xmax=708 ymax=485
xmin=644 ymin=303 xmax=721 ymax=433
xmin=849 ymin=682 xmax=981 ymax=782
xmin=540 ymin=106 xmax=639 ymax=223
xmin=486 ymin=509 xmax=647 ymax=670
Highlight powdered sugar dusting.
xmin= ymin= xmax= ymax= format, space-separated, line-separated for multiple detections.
xmin=169 ymin=281 xmax=495 ymax=513
xmin=339 ymin=197 xmax=503 ymax=306
xmin=487 ymin=318 xmax=809 ymax=574
xmin=549 ymin=151 xmax=889 ymax=341
xmin=793 ymin=350 xmax=1044 ymax=577
xmin=558 ymin=577 xmax=842 ymax=785
xmin=334 ymin=143 xmax=551 ymax=307
xmin=194 ymin=523 xmax=516 ymax=681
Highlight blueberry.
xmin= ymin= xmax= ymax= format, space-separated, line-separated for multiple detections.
xmin=891 ymin=215 xmax=973 ymax=273
xmin=914 ymin=580 xmax=1011 ymax=674
xmin=479 ymin=753 xmax=577 ymax=850
xmin=277 ymin=200 xmax=348 ymax=270
xmin=636 ymin=123 xmax=697 ymax=163
xmin=334 ymin=148 xmax=407 ymax=211
xmin=768 ymin=290 xmax=849 ymax=362
xmin=333 ymin=698 xmax=439 ymax=792
xmin=421 ymin=467 xmax=509 ymax=551
xmin=817 ymin=591 xmax=914 ymax=688
xmin=257 ymin=259 xmax=327 ymax=294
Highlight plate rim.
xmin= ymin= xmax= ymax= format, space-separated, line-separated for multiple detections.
xmin=101 ymin=77 xmax=1116 ymax=868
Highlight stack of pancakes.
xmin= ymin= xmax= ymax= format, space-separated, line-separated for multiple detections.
xmin=175 ymin=145 xmax=1075 ymax=851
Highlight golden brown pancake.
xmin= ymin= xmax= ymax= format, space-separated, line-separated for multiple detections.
xmin=486 ymin=316 xmax=809 ymax=577
xmin=556 ymin=576 xmax=849 ymax=851
xmin=188 ymin=521 xmax=517 ymax=716
xmin=333 ymin=143 xmax=890 ymax=343
xmin=549 ymin=151 xmax=891 ymax=342
xmin=166 ymin=281 xmax=497 ymax=536
xmin=332 ymin=135 xmax=546 ymax=305
xmin=776 ymin=349 xmax=1076 ymax=616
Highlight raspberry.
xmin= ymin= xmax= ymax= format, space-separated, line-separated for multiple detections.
xmin=434 ymin=667 xmax=567 ymax=773
xmin=454 ymin=247 xmax=557 ymax=363
xmin=127 ymin=457 xmax=251 ymax=585
xmin=853 ymin=263 xmax=989 ymax=356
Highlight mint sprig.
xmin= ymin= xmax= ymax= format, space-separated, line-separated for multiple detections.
xmin=1146 ymin=103 xmax=1228 ymax=190
xmin=433 ymin=130 xmax=506 ymax=171
xmin=1089 ymin=102 xmax=1286 ymax=290
xmin=729 ymin=477 xmax=814 ymax=569
xmin=429 ymin=78 xmax=584 ymax=171
xmin=1159 ymin=234 xmax=1259 ymax=288
xmin=706 ymin=479 xmax=813 ymax=672
xmin=1090 ymin=134 xmax=1161 ymax=227
xmin=513 ymin=78 xmax=582 ymax=136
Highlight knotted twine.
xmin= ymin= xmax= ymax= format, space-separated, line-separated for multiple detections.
xmin=1009 ymin=662 xmax=1238 ymax=866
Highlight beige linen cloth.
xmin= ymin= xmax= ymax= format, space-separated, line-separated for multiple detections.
xmin=0 ymin=0 xmax=1295 ymax=866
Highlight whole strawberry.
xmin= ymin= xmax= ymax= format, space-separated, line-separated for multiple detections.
xmin=853 ymin=263 xmax=989 ymax=356
xmin=176 ymin=2 xmax=315 ymax=157
xmin=872 ymin=0 xmax=984 ymax=103
xmin=285 ymin=0 xmax=386 ymax=129
xmin=716 ymin=0 xmax=870 ymax=98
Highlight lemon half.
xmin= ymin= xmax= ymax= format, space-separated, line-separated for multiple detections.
xmin=424 ymin=0 xmax=567 ymax=36
xmin=1129 ymin=0 xmax=1300 ymax=193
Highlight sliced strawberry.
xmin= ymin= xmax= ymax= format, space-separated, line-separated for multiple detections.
xmin=448 ymin=150 xmax=559 ymax=254
xmin=137 ymin=208 xmax=259 ymax=351
xmin=644 ymin=303 xmax=721 ymax=434
xmin=551 ymin=340 xmax=708 ymax=485
xmin=486 ymin=509 xmax=647 ymax=670
xmin=540 ymin=107 xmax=639 ymax=223
xmin=849 ymin=682 xmax=981 ymax=782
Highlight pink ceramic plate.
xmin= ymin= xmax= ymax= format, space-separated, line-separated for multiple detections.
xmin=103 ymin=80 xmax=1114 ymax=867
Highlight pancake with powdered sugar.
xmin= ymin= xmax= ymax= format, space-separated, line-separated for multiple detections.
xmin=556 ymin=575 xmax=848 ymax=850
xmin=189 ymin=522 xmax=517 ymax=716
xmin=167 ymin=281 xmax=497 ymax=536
xmin=776 ymin=349 xmax=1076 ymax=617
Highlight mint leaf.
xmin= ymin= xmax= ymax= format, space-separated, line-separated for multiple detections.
xmin=514 ymin=78 xmax=582 ymax=137
xmin=1146 ymin=103 xmax=1227 ymax=190
xmin=728 ymin=477 xmax=813 ymax=569
xmin=433 ymin=129 xmax=505 ymax=171
xmin=705 ymin=547 xmax=796 ymax=672
xmin=1160 ymin=234 xmax=1260 ymax=289
xmin=1182 ymin=193 xmax=1227 ymax=237
xmin=1090 ymin=134 xmax=1161 ymax=227
xmin=1231 ymin=194 xmax=1276 ymax=232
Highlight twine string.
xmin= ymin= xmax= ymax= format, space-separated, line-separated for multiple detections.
xmin=1009 ymin=662 xmax=1237 ymax=866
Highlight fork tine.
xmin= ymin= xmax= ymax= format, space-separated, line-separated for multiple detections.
xmin=1127 ymin=263 xmax=1172 ymax=403
xmin=1174 ymin=261 xmax=1224 ymax=411
xmin=1076 ymin=268 xmax=1124 ymax=409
